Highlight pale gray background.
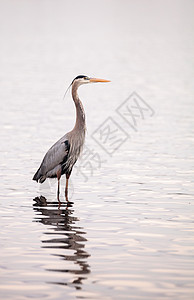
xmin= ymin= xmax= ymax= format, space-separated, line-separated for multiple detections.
xmin=0 ymin=0 xmax=194 ymax=299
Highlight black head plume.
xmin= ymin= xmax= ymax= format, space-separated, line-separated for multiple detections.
xmin=71 ymin=75 xmax=89 ymax=84
xmin=63 ymin=75 xmax=89 ymax=101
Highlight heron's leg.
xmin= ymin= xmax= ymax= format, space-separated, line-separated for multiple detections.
xmin=57 ymin=170 xmax=61 ymax=202
xmin=57 ymin=179 xmax=60 ymax=201
xmin=65 ymin=173 xmax=70 ymax=201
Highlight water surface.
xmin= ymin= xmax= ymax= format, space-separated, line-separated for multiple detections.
xmin=0 ymin=1 xmax=194 ymax=299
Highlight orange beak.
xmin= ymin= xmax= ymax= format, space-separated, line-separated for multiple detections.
xmin=89 ymin=78 xmax=111 ymax=83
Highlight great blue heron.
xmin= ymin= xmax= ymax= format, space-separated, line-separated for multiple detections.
xmin=33 ymin=75 xmax=110 ymax=202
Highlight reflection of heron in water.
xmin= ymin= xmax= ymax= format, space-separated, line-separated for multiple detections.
xmin=33 ymin=196 xmax=90 ymax=289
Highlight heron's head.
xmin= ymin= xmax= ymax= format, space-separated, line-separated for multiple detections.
xmin=72 ymin=75 xmax=110 ymax=87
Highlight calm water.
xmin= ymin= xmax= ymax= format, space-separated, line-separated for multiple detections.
xmin=0 ymin=1 xmax=194 ymax=299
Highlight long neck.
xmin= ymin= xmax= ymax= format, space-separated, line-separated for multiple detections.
xmin=72 ymin=83 xmax=86 ymax=132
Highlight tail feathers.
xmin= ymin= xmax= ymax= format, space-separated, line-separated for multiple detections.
xmin=33 ymin=167 xmax=46 ymax=183
xmin=39 ymin=176 xmax=46 ymax=183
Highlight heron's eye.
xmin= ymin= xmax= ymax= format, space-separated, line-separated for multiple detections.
xmin=84 ymin=76 xmax=89 ymax=80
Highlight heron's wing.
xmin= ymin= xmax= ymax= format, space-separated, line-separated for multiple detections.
xmin=39 ymin=137 xmax=70 ymax=176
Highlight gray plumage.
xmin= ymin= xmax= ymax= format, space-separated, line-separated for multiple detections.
xmin=33 ymin=75 xmax=110 ymax=202
xmin=33 ymin=135 xmax=70 ymax=183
